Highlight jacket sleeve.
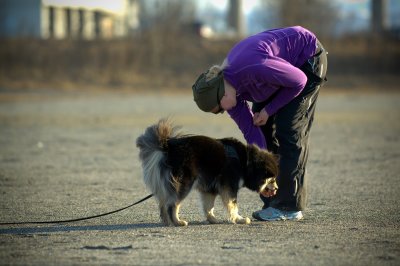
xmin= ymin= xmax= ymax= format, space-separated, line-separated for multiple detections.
xmin=251 ymin=55 xmax=307 ymax=116
xmin=227 ymin=97 xmax=267 ymax=149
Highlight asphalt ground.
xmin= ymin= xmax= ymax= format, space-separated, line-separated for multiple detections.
xmin=0 ymin=89 xmax=399 ymax=265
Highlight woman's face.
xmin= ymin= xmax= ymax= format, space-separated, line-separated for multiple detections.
xmin=211 ymin=92 xmax=236 ymax=114
xmin=220 ymin=80 xmax=237 ymax=111
xmin=211 ymin=80 xmax=237 ymax=114
xmin=211 ymin=101 xmax=224 ymax=114
xmin=220 ymin=94 xmax=236 ymax=111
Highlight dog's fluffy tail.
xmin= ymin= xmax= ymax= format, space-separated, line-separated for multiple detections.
xmin=136 ymin=118 xmax=181 ymax=202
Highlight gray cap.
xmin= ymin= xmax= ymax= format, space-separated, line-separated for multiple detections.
xmin=192 ymin=71 xmax=225 ymax=112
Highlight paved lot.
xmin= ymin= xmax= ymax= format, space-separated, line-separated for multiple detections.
xmin=0 ymin=89 xmax=399 ymax=265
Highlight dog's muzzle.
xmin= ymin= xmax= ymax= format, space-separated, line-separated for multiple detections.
xmin=260 ymin=187 xmax=277 ymax=198
xmin=259 ymin=178 xmax=278 ymax=198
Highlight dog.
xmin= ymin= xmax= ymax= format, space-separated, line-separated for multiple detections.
xmin=136 ymin=119 xmax=278 ymax=226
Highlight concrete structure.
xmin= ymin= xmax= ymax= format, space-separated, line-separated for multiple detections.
xmin=0 ymin=0 xmax=140 ymax=39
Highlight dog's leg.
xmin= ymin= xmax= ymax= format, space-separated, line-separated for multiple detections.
xmin=159 ymin=202 xmax=171 ymax=225
xmin=220 ymin=191 xmax=251 ymax=224
xmin=200 ymin=192 xmax=218 ymax=224
xmin=167 ymin=203 xmax=188 ymax=226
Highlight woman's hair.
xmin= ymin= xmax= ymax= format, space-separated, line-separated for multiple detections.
xmin=205 ymin=59 xmax=228 ymax=81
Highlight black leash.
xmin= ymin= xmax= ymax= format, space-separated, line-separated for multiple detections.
xmin=0 ymin=194 xmax=153 ymax=226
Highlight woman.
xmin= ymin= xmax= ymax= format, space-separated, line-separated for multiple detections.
xmin=192 ymin=26 xmax=328 ymax=221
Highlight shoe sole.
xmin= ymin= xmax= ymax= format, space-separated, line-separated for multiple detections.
xmin=252 ymin=212 xmax=304 ymax=221
xmin=252 ymin=212 xmax=284 ymax=221
xmin=284 ymin=215 xmax=304 ymax=221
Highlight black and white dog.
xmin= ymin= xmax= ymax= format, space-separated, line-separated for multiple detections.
xmin=136 ymin=119 xmax=278 ymax=226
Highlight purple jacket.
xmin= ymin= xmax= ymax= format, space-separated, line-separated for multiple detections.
xmin=223 ymin=26 xmax=318 ymax=149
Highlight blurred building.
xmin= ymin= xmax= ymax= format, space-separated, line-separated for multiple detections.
xmin=0 ymin=0 xmax=140 ymax=39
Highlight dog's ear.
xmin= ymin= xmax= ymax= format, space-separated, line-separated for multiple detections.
xmin=246 ymin=144 xmax=279 ymax=178
xmin=272 ymin=153 xmax=280 ymax=163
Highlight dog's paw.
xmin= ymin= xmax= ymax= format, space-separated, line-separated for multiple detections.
xmin=236 ymin=217 xmax=251 ymax=225
xmin=174 ymin=220 xmax=188 ymax=226
xmin=206 ymin=215 xmax=219 ymax=224
xmin=229 ymin=216 xmax=251 ymax=225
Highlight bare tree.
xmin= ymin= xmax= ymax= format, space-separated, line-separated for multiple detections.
xmin=258 ymin=0 xmax=338 ymax=38
xmin=371 ymin=0 xmax=389 ymax=35
xmin=138 ymin=0 xmax=197 ymax=69
xmin=281 ymin=0 xmax=338 ymax=37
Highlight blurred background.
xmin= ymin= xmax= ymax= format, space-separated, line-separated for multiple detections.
xmin=0 ymin=0 xmax=399 ymax=91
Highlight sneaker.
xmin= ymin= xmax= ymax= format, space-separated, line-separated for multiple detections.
xmin=252 ymin=207 xmax=285 ymax=221
xmin=282 ymin=210 xmax=303 ymax=221
xmin=252 ymin=207 xmax=304 ymax=221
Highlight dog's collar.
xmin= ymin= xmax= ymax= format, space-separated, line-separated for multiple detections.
xmin=223 ymin=144 xmax=239 ymax=160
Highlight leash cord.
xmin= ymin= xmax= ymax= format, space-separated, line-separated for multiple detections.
xmin=0 ymin=194 xmax=153 ymax=226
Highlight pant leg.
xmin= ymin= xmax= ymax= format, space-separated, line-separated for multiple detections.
xmin=269 ymin=84 xmax=320 ymax=211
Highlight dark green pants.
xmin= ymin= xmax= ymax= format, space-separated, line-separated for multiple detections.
xmin=252 ymin=41 xmax=328 ymax=211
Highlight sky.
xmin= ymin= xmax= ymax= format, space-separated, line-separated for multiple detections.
xmin=199 ymin=0 xmax=400 ymax=35
xmin=198 ymin=0 xmax=259 ymax=14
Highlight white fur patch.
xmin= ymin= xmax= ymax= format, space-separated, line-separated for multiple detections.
xmin=259 ymin=178 xmax=274 ymax=193
xmin=142 ymin=150 xmax=174 ymax=203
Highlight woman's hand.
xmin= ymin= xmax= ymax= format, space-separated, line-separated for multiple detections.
xmin=253 ymin=109 xmax=269 ymax=126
